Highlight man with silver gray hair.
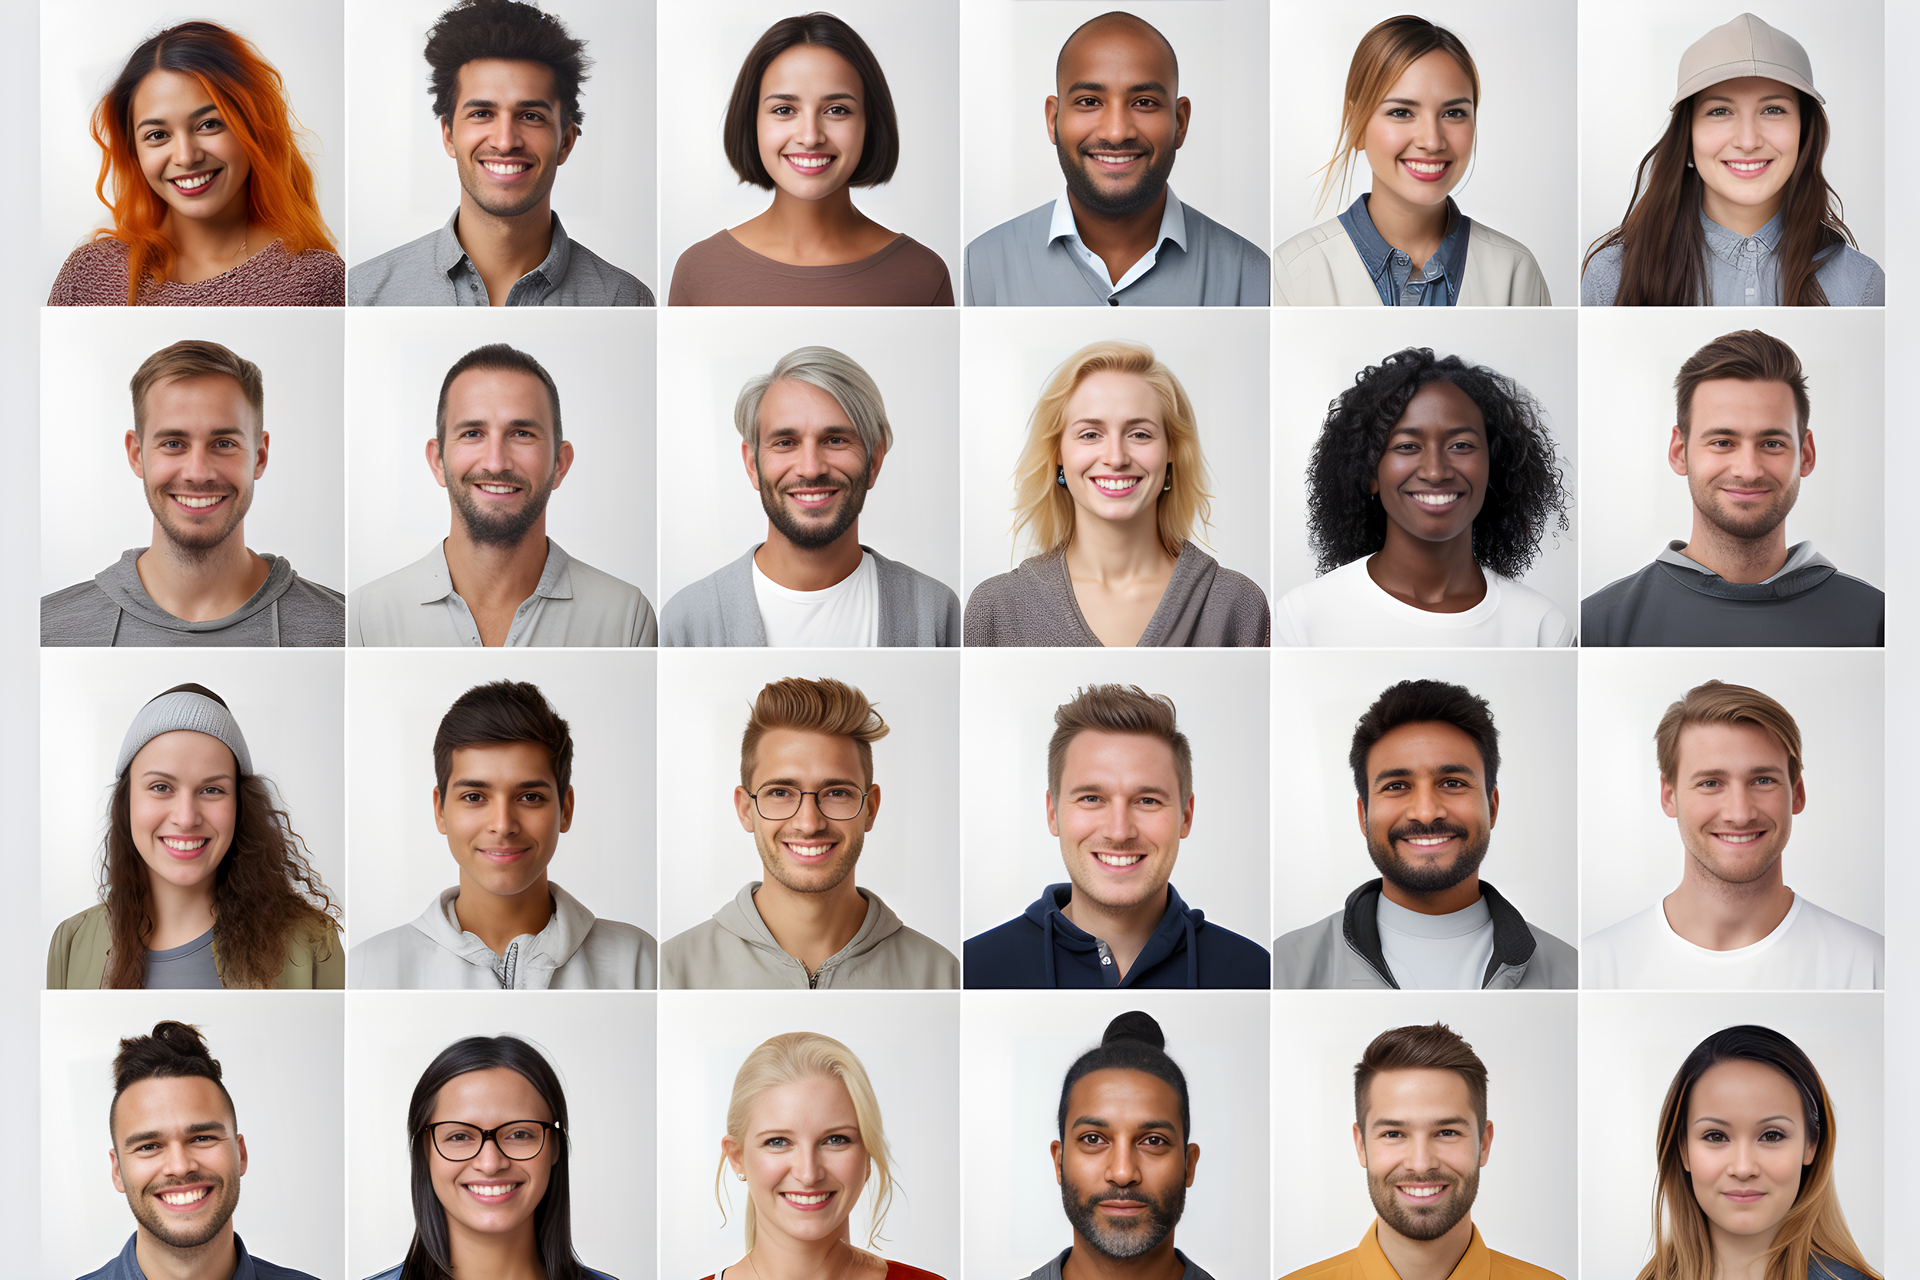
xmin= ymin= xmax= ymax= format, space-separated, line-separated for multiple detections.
xmin=660 ymin=345 xmax=960 ymax=646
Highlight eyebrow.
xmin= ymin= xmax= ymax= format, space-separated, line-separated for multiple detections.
xmin=1699 ymin=92 xmax=1796 ymax=104
xmin=1373 ymin=764 xmax=1477 ymax=783
xmin=451 ymin=417 xmax=545 ymax=431
xmin=1387 ymin=423 xmax=1483 ymax=438
xmin=135 ymin=103 xmax=217 ymax=130
xmin=122 ymin=1120 xmax=228 ymax=1144
xmin=1071 ymin=1115 xmax=1177 ymax=1132
xmin=1371 ymin=1115 xmax=1470 ymax=1129
xmin=452 ymin=778 xmax=553 ymax=791
xmin=1071 ymin=781 xmax=1174 ymax=797
xmin=1070 ymin=416 xmax=1161 ymax=428
xmin=460 ymin=96 xmax=556 ymax=111
xmin=149 ymin=425 xmax=248 ymax=438
xmin=1066 ymin=80 xmax=1169 ymax=96
xmin=1383 ymin=97 xmax=1474 ymax=108
xmin=1697 ymin=425 xmax=1795 ymax=438
xmin=755 ymin=775 xmax=864 ymax=789
xmin=138 ymin=770 xmax=236 ymax=784
xmin=1693 ymin=1114 xmax=1795 ymax=1126
xmin=763 ymin=92 xmax=857 ymax=103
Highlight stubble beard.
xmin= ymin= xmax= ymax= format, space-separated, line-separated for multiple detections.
xmin=756 ymin=824 xmax=863 ymax=896
xmin=1055 ymin=135 xmax=1176 ymax=219
xmin=448 ymin=464 xmax=555 ymax=548
xmin=460 ymin=155 xmax=557 ymax=222
xmin=148 ymin=483 xmax=251 ymax=564
xmin=759 ymin=458 xmax=870 ymax=551
xmin=1681 ymin=824 xmax=1786 ymax=889
xmin=1061 ymin=1178 xmax=1184 ymax=1260
xmin=128 ymin=1174 xmax=239 ymax=1250
xmin=1365 ymin=821 xmax=1490 ymax=897
xmin=1368 ymin=1162 xmax=1478 ymax=1242
xmin=1066 ymin=841 xmax=1171 ymax=913
xmin=1691 ymin=473 xmax=1799 ymax=543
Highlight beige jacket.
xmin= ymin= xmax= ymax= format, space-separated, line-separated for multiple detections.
xmin=1272 ymin=216 xmax=1550 ymax=306
xmin=46 ymin=902 xmax=344 ymax=989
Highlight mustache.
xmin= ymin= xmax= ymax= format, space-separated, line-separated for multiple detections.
xmin=1389 ymin=820 xmax=1470 ymax=841
xmin=459 ymin=466 xmax=534 ymax=487
xmin=1078 ymin=1184 xmax=1173 ymax=1213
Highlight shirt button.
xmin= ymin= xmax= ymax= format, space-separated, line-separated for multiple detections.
xmin=1108 ymin=297 xmax=1119 ymax=306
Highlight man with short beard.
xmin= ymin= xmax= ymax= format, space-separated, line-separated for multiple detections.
xmin=659 ymin=346 xmax=960 ymax=646
xmin=964 ymin=11 xmax=1267 ymax=305
xmin=1280 ymin=1023 xmax=1563 ymax=1280
xmin=42 ymin=340 xmax=344 ymax=647
xmin=350 ymin=342 xmax=656 ymax=646
xmin=1272 ymin=680 xmax=1576 ymax=989
xmin=1582 ymin=329 xmax=1883 ymax=645
xmin=78 ymin=1021 xmax=320 ymax=1280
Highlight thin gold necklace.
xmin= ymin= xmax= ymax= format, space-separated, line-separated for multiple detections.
xmin=746 ymin=1239 xmax=861 ymax=1280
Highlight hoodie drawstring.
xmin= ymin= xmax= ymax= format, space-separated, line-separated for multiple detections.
xmin=1043 ymin=910 xmax=1058 ymax=987
xmin=1184 ymin=912 xmax=1197 ymax=988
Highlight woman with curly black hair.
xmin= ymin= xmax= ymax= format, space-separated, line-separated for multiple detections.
xmin=1276 ymin=347 xmax=1571 ymax=646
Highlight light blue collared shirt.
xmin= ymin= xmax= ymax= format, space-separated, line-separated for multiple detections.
xmin=1046 ymin=186 xmax=1189 ymax=298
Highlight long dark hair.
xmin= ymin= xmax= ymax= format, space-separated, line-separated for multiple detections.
xmin=103 ymin=683 xmax=339 ymax=990
xmin=1583 ymin=91 xmax=1855 ymax=306
xmin=403 ymin=1036 xmax=587 ymax=1280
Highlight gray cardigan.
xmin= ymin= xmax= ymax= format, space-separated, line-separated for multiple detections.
xmin=964 ymin=542 xmax=1269 ymax=647
xmin=659 ymin=544 xmax=961 ymax=646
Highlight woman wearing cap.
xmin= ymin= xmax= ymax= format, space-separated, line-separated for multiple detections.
xmin=1273 ymin=15 xmax=1550 ymax=306
xmin=1583 ymin=13 xmax=1882 ymax=306
xmin=45 ymin=683 xmax=342 ymax=989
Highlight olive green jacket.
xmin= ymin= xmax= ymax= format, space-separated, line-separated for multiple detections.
xmin=46 ymin=903 xmax=344 ymax=990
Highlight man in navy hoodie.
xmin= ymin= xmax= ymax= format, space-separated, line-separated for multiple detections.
xmin=964 ymin=684 xmax=1269 ymax=988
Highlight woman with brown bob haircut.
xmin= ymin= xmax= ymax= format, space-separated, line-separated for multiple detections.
xmin=46 ymin=683 xmax=341 ymax=989
xmin=49 ymin=20 xmax=343 ymax=306
xmin=668 ymin=12 xmax=952 ymax=305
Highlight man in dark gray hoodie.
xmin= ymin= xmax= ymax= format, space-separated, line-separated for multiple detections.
xmin=41 ymin=339 xmax=342 ymax=646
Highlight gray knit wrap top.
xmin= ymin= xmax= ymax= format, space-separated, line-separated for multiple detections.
xmin=963 ymin=541 xmax=1269 ymax=647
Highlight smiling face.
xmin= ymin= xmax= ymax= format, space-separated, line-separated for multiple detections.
xmin=434 ymin=742 xmax=573 ymax=906
xmin=1047 ymin=20 xmax=1189 ymax=219
xmin=1671 ymin=379 xmax=1811 ymax=544
xmin=126 ymin=731 xmax=238 ymax=897
xmin=1056 ymin=370 xmax=1170 ymax=534
xmin=441 ymin=58 xmax=576 ymax=220
xmin=1359 ymin=721 xmax=1497 ymax=900
xmin=1354 ymin=1068 xmax=1489 ymax=1244
xmin=126 ymin=374 xmax=266 ymax=560
xmin=1661 ymin=721 xmax=1803 ymax=889
xmin=110 ymin=1075 xmax=245 ymax=1250
xmin=744 ymin=379 xmax=879 ymax=552
xmin=756 ymin=44 xmax=866 ymax=201
xmin=726 ymin=1075 xmax=870 ymax=1247
xmin=431 ymin=367 xmax=572 ymax=549
xmin=1048 ymin=730 xmax=1193 ymax=914
xmin=1053 ymin=1068 xmax=1195 ymax=1260
xmin=426 ymin=1067 xmax=556 ymax=1252
xmin=129 ymin=69 xmax=253 ymax=230
xmin=735 ymin=728 xmax=876 ymax=897
xmin=1683 ymin=1059 xmax=1815 ymax=1252
xmin=1371 ymin=379 xmax=1489 ymax=553
xmin=1361 ymin=50 xmax=1475 ymax=215
xmin=1691 ymin=78 xmax=1801 ymax=231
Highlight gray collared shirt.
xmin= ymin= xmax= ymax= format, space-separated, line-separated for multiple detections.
xmin=77 ymin=1232 xmax=319 ymax=1280
xmin=1582 ymin=208 xmax=1885 ymax=305
xmin=348 ymin=538 xmax=657 ymax=647
xmin=348 ymin=211 xmax=654 ymax=306
xmin=1337 ymin=193 xmax=1470 ymax=306
xmin=1020 ymin=1247 xmax=1214 ymax=1280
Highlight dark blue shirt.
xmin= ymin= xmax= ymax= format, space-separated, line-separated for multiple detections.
xmin=964 ymin=883 xmax=1269 ymax=989
xmin=77 ymin=1233 xmax=320 ymax=1280
xmin=1336 ymin=194 xmax=1471 ymax=306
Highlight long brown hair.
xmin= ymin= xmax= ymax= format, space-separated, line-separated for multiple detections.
xmin=1314 ymin=15 xmax=1479 ymax=215
xmin=1638 ymin=1025 xmax=1879 ymax=1280
xmin=1583 ymin=92 xmax=1855 ymax=305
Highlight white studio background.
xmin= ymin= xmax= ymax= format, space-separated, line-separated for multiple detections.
xmin=657 ymin=0 xmax=961 ymax=294
xmin=657 ymin=308 xmax=959 ymax=608
xmin=1580 ymin=992 xmax=1883 ymax=1279
xmin=41 ymin=992 xmax=344 ymax=1280
xmin=1269 ymin=0 xmax=1578 ymax=305
xmin=346 ymin=992 xmax=655 ymax=1280
xmin=1578 ymin=650 xmax=1883 ymax=940
xmin=1270 ymin=649 xmax=1576 ymax=948
xmin=40 ymin=649 xmax=345 ymax=948
xmin=40 ymin=307 xmax=346 ymax=597
xmin=960 ymin=308 xmax=1270 ymax=598
xmin=1271 ymin=308 xmax=1578 ymax=625
xmin=1577 ymin=0 xmax=1884 ymax=272
xmin=1269 ymin=991 xmax=1577 ymax=1279
xmin=656 ymin=649 xmax=958 ymax=956
xmin=345 ymin=649 xmax=656 ymax=954
xmin=345 ymin=308 xmax=656 ymax=606
xmin=38 ymin=0 xmax=345 ymax=294
xmin=960 ymin=649 xmax=1269 ymax=946
xmin=658 ymin=991 xmax=960 ymax=1278
xmin=344 ymin=0 xmax=658 ymax=292
xmin=961 ymin=0 xmax=1270 ymax=251
xmin=962 ymin=991 xmax=1268 ymax=1278
xmin=1579 ymin=307 xmax=1884 ymax=596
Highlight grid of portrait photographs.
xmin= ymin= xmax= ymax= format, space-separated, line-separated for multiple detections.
xmin=15 ymin=1 xmax=1913 ymax=1279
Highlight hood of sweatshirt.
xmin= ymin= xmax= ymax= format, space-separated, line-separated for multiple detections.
xmin=408 ymin=882 xmax=599 ymax=988
xmin=1021 ymin=882 xmax=1206 ymax=988
xmin=95 ymin=547 xmax=307 ymax=633
xmin=1655 ymin=540 xmax=1836 ymax=601
xmin=710 ymin=881 xmax=905 ymax=984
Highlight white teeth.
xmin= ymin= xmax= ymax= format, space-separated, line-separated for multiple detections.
xmin=1726 ymin=160 xmax=1769 ymax=172
xmin=175 ymin=495 xmax=222 ymax=508
xmin=161 ymin=837 xmax=208 ymax=851
xmin=1403 ymin=160 xmax=1447 ymax=174
xmin=467 ymin=1183 xmax=515 ymax=1196
xmin=482 ymin=161 xmax=529 ymax=175
xmin=159 ymin=1188 xmax=208 ymax=1206
xmin=1093 ymin=477 xmax=1139 ymax=491
xmin=171 ymin=173 xmax=213 ymax=190
xmin=1402 ymin=1186 xmax=1442 ymax=1199
xmin=1718 ymin=832 xmax=1762 ymax=843
xmin=1095 ymin=852 xmax=1145 ymax=867
xmin=786 ymin=156 xmax=831 ymax=169
xmin=784 ymin=1192 xmax=830 ymax=1204
xmin=1411 ymin=493 xmax=1459 ymax=506
xmin=787 ymin=844 xmax=833 ymax=855
xmin=477 ymin=484 xmax=517 ymax=494
xmin=1404 ymin=836 xmax=1451 ymax=847
xmin=1092 ymin=154 xmax=1141 ymax=166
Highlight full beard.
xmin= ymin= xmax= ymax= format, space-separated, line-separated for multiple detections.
xmin=449 ymin=467 xmax=554 ymax=548
xmin=1365 ymin=821 xmax=1490 ymax=897
xmin=760 ymin=463 xmax=870 ymax=551
xmin=148 ymin=485 xmax=250 ymax=562
xmin=1056 ymin=137 xmax=1176 ymax=219
xmin=128 ymin=1175 xmax=239 ymax=1250
xmin=1367 ymin=1163 xmax=1478 ymax=1242
xmin=1061 ymin=1179 xmax=1185 ymax=1260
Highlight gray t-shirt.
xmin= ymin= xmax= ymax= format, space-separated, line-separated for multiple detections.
xmin=146 ymin=928 xmax=221 ymax=989
xmin=1377 ymin=894 xmax=1495 ymax=991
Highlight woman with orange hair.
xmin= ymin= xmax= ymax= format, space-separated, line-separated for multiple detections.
xmin=48 ymin=20 xmax=343 ymax=305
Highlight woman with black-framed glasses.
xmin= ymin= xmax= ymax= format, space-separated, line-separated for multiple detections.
xmin=363 ymin=1035 xmax=618 ymax=1280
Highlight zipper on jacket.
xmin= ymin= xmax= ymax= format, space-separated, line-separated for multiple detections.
xmin=808 ymin=968 xmax=818 ymax=990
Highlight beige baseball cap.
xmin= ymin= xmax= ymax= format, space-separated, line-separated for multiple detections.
xmin=1669 ymin=12 xmax=1824 ymax=110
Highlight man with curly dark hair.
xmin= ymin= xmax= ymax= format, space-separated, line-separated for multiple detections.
xmin=350 ymin=0 xmax=653 ymax=305
xmin=1276 ymin=347 xmax=1572 ymax=646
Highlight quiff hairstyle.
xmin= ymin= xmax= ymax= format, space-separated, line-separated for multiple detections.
xmin=433 ymin=680 xmax=575 ymax=800
xmin=734 ymin=346 xmax=893 ymax=462
xmin=1674 ymin=329 xmax=1811 ymax=442
xmin=1316 ymin=16 xmax=1480 ymax=214
xmin=723 ymin=13 xmax=899 ymax=190
xmin=1654 ymin=680 xmax=1803 ymax=789
xmin=425 ymin=0 xmax=592 ymax=130
xmin=435 ymin=342 xmax=565 ymax=461
xmin=130 ymin=339 xmax=264 ymax=440
xmin=1047 ymin=684 xmax=1192 ymax=804
xmin=1354 ymin=1022 xmax=1488 ymax=1132
xmin=739 ymin=677 xmax=889 ymax=789
xmin=110 ymin=1020 xmax=235 ymax=1135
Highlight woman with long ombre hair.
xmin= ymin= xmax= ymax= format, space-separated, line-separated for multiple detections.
xmin=1640 ymin=1025 xmax=1879 ymax=1280
xmin=1582 ymin=14 xmax=1881 ymax=306
xmin=44 ymin=683 xmax=341 ymax=989
xmin=49 ymin=20 xmax=343 ymax=306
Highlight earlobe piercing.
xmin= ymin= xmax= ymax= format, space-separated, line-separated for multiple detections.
xmin=1163 ymin=465 xmax=1172 ymax=493
xmin=1056 ymin=465 xmax=1067 ymax=487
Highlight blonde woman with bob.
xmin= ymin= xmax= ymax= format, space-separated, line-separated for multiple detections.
xmin=1638 ymin=1025 xmax=1877 ymax=1280
xmin=707 ymin=1032 xmax=945 ymax=1280
xmin=963 ymin=341 xmax=1268 ymax=647
xmin=1273 ymin=16 xmax=1548 ymax=306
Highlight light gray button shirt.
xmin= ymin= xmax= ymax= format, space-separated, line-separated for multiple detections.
xmin=348 ymin=211 xmax=654 ymax=306
xmin=1582 ymin=208 xmax=1884 ymax=305
xmin=349 ymin=538 xmax=657 ymax=647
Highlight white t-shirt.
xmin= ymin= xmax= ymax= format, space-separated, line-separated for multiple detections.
xmin=1377 ymin=894 xmax=1496 ymax=990
xmin=751 ymin=552 xmax=880 ymax=647
xmin=1582 ymin=893 xmax=1883 ymax=990
xmin=1275 ymin=558 xmax=1573 ymax=647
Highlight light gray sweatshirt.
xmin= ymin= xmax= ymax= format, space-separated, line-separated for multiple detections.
xmin=350 ymin=883 xmax=656 ymax=989
xmin=41 ymin=548 xmax=343 ymax=646
xmin=659 ymin=544 xmax=960 ymax=647
xmin=662 ymin=882 xmax=958 ymax=989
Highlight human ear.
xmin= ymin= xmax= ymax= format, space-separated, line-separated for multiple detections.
xmin=1045 ymin=95 xmax=1060 ymax=144
xmin=254 ymin=430 xmax=270 ymax=479
xmin=1798 ymin=429 xmax=1816 ymax=478
xmin=426 ymin=437 xmax=449 ymax=490
xmin=125 ymin=429 xmax=144 ymax=479
xmin=109 ymin=1147 xmax=126 ymax=1194
xmin=735 ymin=786 xmax=758 ymax=834
xmin=1173 ymin=96 xmax=1191 ymax=148
xmin=1668 ymin=426 xmax=1688 ymax=477
xmin=559 ymin=786 xmax=575 ymax=834
xmin=1659 ymin=774 xmax=1679 ymax=819
xmin=433 ymin=787 xmax=449 ymax=836
xmin=1050 ymin=1138 xmax=1063 ymax=1184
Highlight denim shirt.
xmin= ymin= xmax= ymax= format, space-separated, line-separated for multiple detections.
xmin=77 ymin=1232 xmax=320 ymax=1280
xmin=1699 ymin=208 xmax=1884 ymax=305
xmin=1337 ymin=193 xmax=1471 ymax=306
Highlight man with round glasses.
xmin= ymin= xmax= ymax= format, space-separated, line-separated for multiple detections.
xmin=661 ymin=675 xmax=958 ymax=988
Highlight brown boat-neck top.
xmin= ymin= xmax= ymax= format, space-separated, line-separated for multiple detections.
xmin=669 ymin=229 xmax=953 ymax=306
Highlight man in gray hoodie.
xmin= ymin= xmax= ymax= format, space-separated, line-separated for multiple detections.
xmin=661 ymin=676 xmax=958 ymax=988
xmin=41 ymin=339 xmax=343 ymax=646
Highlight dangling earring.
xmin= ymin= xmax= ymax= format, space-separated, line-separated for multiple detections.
xmin=1056 ymin=465 xmax=1067 ymax=487
xmin=1686 ymin=158 xmax=1694 ymax=168
xmin=1162 ymin=465 xmax=1172 ymax=493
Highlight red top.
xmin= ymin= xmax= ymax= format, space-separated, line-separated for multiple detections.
xmin=704 ymin=1264 xmax=947 ymax=1280
xmin=47 ymin=237 xmax=345 ymax=306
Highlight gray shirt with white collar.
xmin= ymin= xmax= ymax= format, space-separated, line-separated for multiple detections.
xmin=349 ymin=538 xmax=656 ymax=646
xmin=349 ymin=211 xmax=654 ymax=306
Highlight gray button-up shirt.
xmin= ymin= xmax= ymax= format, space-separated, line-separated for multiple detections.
xmin=1020 ymin=1247 xmax=1214 ymax=1280
xmin=1582 ymin=208 xmax=1885 ymax=305
xmin=349 ymin=538 xmax=657 ymax=646
xmin=348 ymin=211 xmax=654 ymax=306
xmin=78 ymin=1232 xmax=320 ymax=1280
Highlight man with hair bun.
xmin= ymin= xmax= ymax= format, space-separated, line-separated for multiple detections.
xmin=662 ymin=676 xmax=958 ymax=988
xmin=965 ymin=684 xmax=1268 ymax=988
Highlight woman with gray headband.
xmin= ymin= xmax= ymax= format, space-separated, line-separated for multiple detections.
xmin=45 ymin=682 xmax=342 ymax=989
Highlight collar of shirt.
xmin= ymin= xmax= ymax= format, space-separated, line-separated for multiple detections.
xmin=415 ymin=538 xmax=575 ymax=606
xmin=1047 ymin=185 xmax=1189 ymax=297
xmin=1338 ymin=193 xmax=1469 ymax=306
xmin=113 ymin=1231 xmax=261 ymax=1279
xmin=1355 ymin=1221 xmax=1489 ymax=1280
xmin=433 ymin=209 xmax=574 ymax=304
xmin=1701 ymin=206 xmax=1783 ymax=270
